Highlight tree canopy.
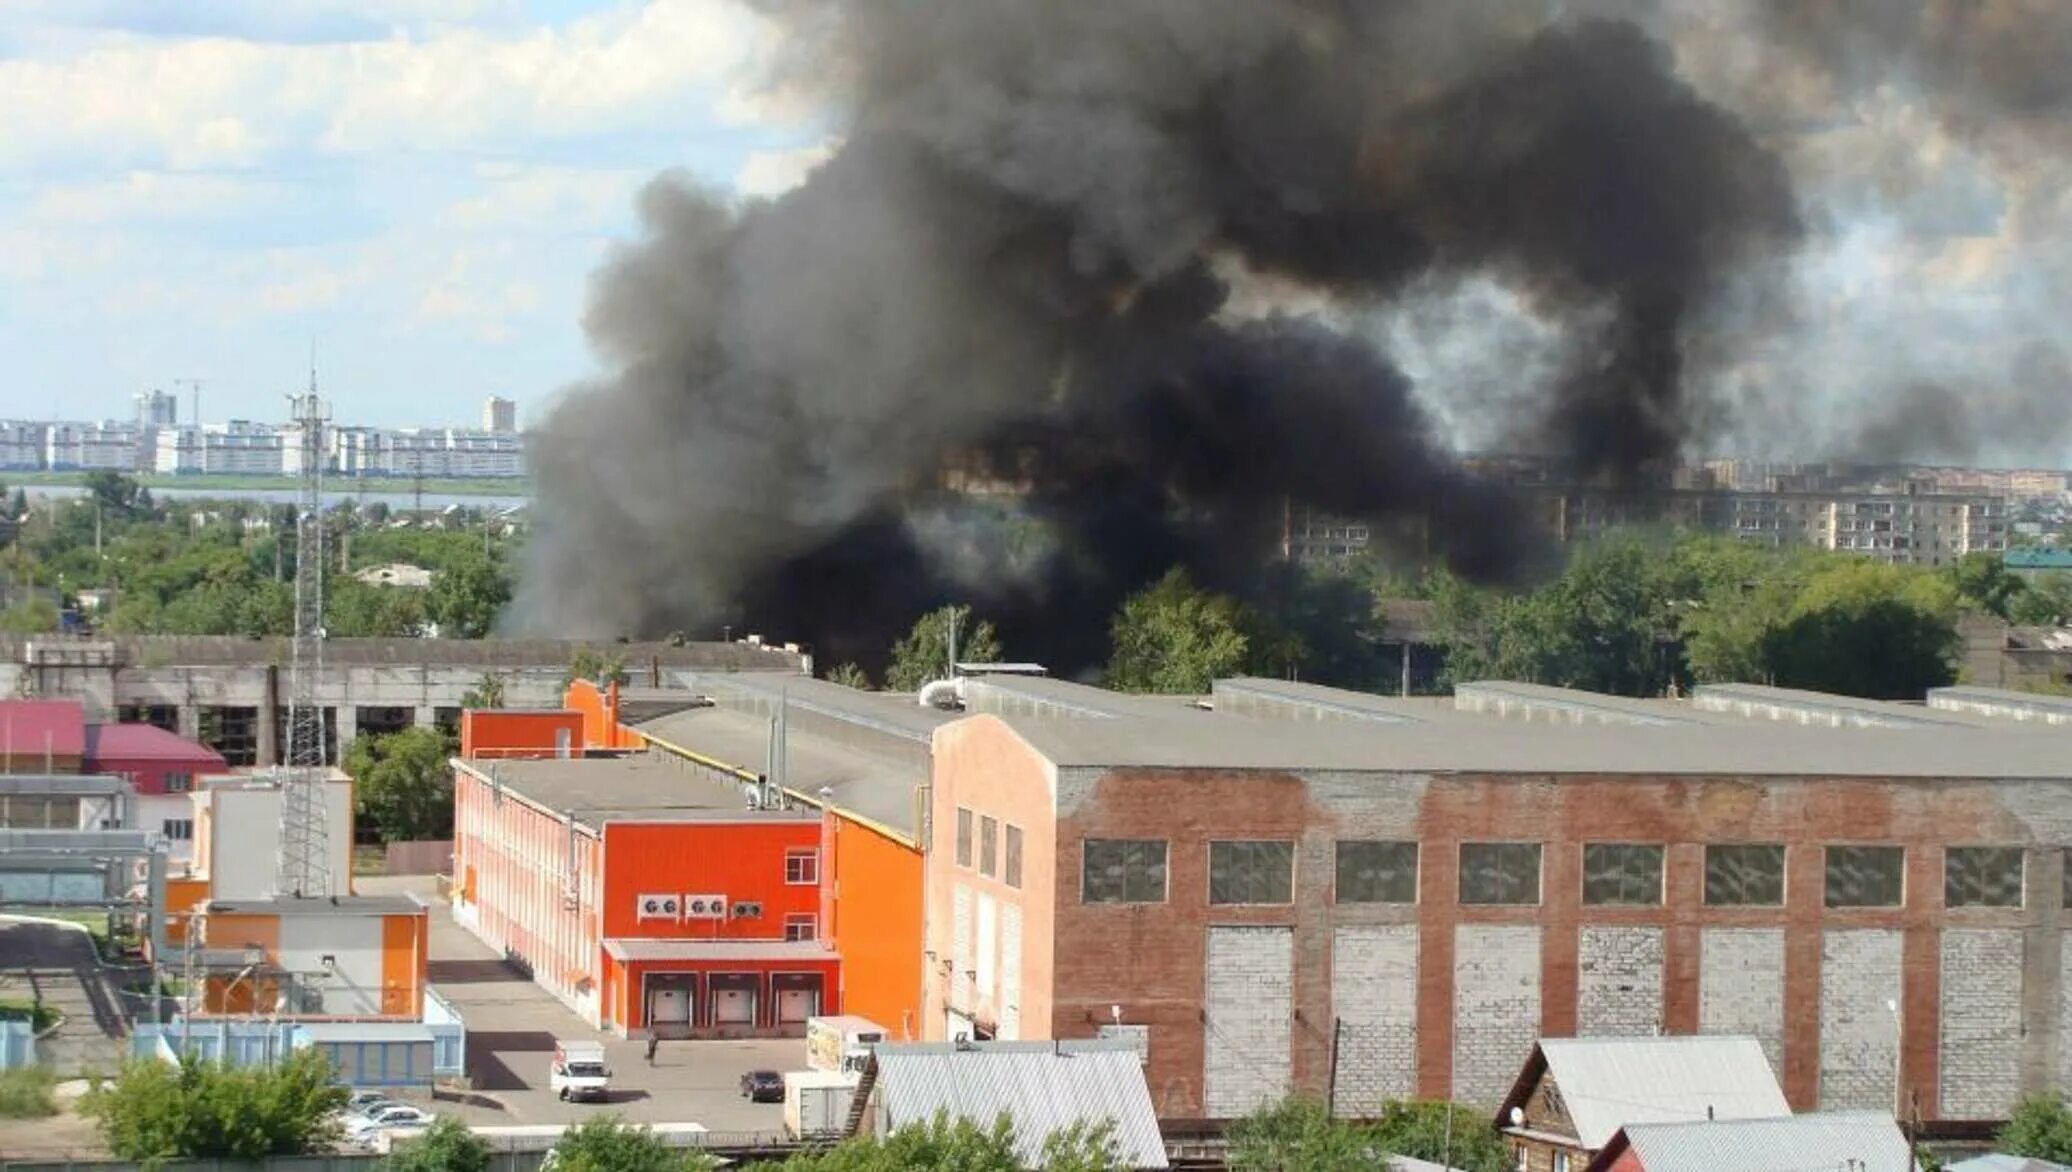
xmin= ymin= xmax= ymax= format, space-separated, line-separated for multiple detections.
xmin=83 ymin=1050 xmax=346 ymax=1161
xmin=388 ymin=1117 xmax=492 ymax=1172
xmin=549 ymin=1116 xmax=715 ymax=1172
xmin=1997 ymin=1094 xmax=2072 ymax=1164
xmin=346 ymin=726 xmax=457 ymax=842
xmin=1105 ymin=568 xmax=1251 ymax=694
xmin=776 ymin=1112 xmax=1122 ymax=1171
xmin=885 ymin=604 xmax=1002 ymax=692
xmin=1226 ymin=1097 xmax=1509 ymax=1172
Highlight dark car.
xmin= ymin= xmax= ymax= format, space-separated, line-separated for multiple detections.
xmin=739 ymin=1070 xmax=784 ymax=1103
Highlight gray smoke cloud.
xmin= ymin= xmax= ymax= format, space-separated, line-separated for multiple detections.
xmin=518 ymin=0 xmax=2064 ymax=670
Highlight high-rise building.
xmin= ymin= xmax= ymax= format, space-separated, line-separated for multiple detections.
xmin=483 ymin=396 xmax=517 ymax=434
xmin=134 ymin=389 xmax=179 ymax=428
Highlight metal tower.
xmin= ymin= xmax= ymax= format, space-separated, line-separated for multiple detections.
xmin=276 ymin=377 xmax=332 ymax=899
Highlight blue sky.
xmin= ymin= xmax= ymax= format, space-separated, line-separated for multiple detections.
xmin=0 ymin=0 xmax=826 ymax=429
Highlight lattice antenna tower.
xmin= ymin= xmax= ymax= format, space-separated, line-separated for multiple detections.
xmin=276 ymin=370 xmax=332 ymax=899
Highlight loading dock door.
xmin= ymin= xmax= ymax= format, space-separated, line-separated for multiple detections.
xmin=709 ymin=973 xmax=758 ymax=1027
xmin=645 ymin=973 xmax=696 ymax=1037
xmin=772 ymin=973 xmax=822 ymax=1025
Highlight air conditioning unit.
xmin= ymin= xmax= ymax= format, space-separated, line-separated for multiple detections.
xmin=636 ymin=893 xmax=681 ymax=920
xmin=731 ymin=901 xmax=763 ymax=919
xmin=683 ymin=894 xmax=728 ymax=920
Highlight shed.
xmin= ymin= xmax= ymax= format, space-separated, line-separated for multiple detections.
xmin=293 ymin=1021 xmax=437 ymax=1088
xmin=869 ymin=1040 xmax=1168 ymax=1169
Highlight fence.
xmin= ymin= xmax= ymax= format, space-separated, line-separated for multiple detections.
xmin=382 ymin=841 xmax=452 ymax=876
xmin=133 ymin=1021 xmax=299 ymax=1068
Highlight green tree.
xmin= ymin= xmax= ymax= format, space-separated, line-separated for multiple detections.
xmin=885 ymin=604 xmax=1003 ymax=692
xmin=1105 ymin=569 xmax=1250 ymax=694
xmin=426 ymin=554 xmax=510 ymax=638
xmin=1367 ymin=1101 xmax=1511 ymax=1172
xmin=346 ymin=726 xmax=458 ymax=842
xmin=2010 ymin=571 xmax=2072 ymax=627
xmin=82 ymin=471 xmax=152 ymax=521
xmin=84 ymin=1050 xmax=346 ymax=1160
xmin=1759 ymin=560 xmax=1959 ymax=699
xmin=565 ymin=648 xmax=630 ymax=688
xmin=327 ymin=576 xmax=426 ymax=638
xmin=1945 ymin=552 xmax=2029 ymax=619
xmin=388 ymin=1116 xmax=491 ymax=1172
xmin=777 ymin=1112 xmax=1120 ymax=1171
xmin=0 ymin=596 xmax=60 ymax=634
xmin=460 ymin=672 xmax=506 ymax=710
xmin=1997 ymin=1094 xmax=2072 ymax=1163
xmin=1225 ymin=1097 xmax=1383 ymax=1171
xmin=550 ymin=1116 xmax=716 ymax=1172
xmin=825 ymin=663 xmax=872 ymax=690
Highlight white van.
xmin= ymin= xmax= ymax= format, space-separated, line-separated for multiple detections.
xmin=549 ymin=1040 xmax=612 ymax=1102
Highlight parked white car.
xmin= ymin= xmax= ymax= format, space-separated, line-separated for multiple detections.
xmin=346 ymin=1105 xmax=433 ymax=1140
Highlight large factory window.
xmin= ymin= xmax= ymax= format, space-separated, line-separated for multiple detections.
xmin=1825 ymin=845 xmax=1905 ymax=908
xmin=1335 ymin=841 xmax=1418 ymax=904
xmin=1459 ymin=842 xmax=1542 ymax=906
xmin=1004 ymin=825 xmax=1023 ymax=890
xmin=979 ymin=817 xmax=999 ymax=879
xmin=955 ymin=808 xmax=973 ymax=868
xmin=1945 ymin=846 xmax=2024 ymax=908
xmin=1081 ymin=839 xmax=1167 ymax=904
xmin=1583 ymin=843 xmax=1664 ymax=906
xmin=1704 ymin=844 xmax=1785 ymax=906
xmin=1209 ymin=840 xmax=1294 ymax=906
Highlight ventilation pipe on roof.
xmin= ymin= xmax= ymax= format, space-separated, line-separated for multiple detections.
xmin=918 ymin=678 xmax=966 ymax=711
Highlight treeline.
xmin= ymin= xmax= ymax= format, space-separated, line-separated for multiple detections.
xmin=843 ymin=533 xmax=2072 ymax=700
xmin=0 ymin=472 xmax=515 ymax=638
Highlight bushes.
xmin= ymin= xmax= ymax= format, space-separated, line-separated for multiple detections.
xmin=0 ymin=1066 xmax=57 ymax=1119
xmin=388 ymin=1116 xmax=492 ymax=1172
xmin=83 ymin=1049 xmax=347 ymax=1160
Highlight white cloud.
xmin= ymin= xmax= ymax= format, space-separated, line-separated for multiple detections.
xmin=0 ymin=0 xmax=783 ymax=171
xmin=734 ymin=138 xmax=837 ymax=198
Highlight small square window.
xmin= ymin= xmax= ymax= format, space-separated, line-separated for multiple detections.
xmin=785 ymin=848 xmax=819 ymax=886
xmin=955 ymin=808 xmax=973 ymax=868
xmin=1004 ymin=825 xmax=1023 ymax=890
xmin=1583 ymin=843 xmax=1664 ymax=906
xmin=1825 ymin=845 xmax=1905 ymax=908
xmin=1209 ymin=841 xmax=1294 ymax=905
xmin=1335 ymin=841 xmax=1417 ymax=904
xmin=164 ymin=772 xmax=192 ymax=794
xmin=980 ymin=817 xmax=999 ymax=879
xmin=784 ymin=914 xmax=817 ymax=942
xmin=1460 ymin=843 xmax=1541 ymax=906
xmin=1946 ymin=847 xmax=2023 ymax=908
xmin=1082 ymin=840 xmax=1167 ymax=904
xmin=1705 ymin=844 xmax=1786 ymax=906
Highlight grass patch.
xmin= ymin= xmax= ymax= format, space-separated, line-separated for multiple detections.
xmin=0 ymin=1067 xmax=58 ymax=1119
xmin=0 ymin=997 xmax=62 ymax=1034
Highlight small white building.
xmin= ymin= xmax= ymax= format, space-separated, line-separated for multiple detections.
xmin=353 ymin=563 xmax=434 ymax=589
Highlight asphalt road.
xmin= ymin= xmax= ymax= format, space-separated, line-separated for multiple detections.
xmin=357 ymin=876 xmax=799 ymax=1134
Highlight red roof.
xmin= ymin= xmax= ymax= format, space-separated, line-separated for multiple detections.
xmin=0 ymin=700 xmax=86 ymax=759
xmin=84 ymin=722 xmax=228 ymax=768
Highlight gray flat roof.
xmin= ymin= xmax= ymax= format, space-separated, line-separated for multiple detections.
xmin=984 ymin=705 xmax=2072 ymax=779
xmin=0 ymin=635 xmax=806 ymax=671
xmin=462 ymin=755 xmax=815 ymax=826
xmin=635 ymin=707 xmax=923 ymax=839
xmin=963 ymin=675 xmax=1201 ymax=720
xmin=602 ymin=938 xmax=837 ymax=962
xmin=692 ymin=673 xmax=955 ymax=742
xmin=0 ymin=773 xmax=132 ymax=797
xmin=1213 ymin=677 xmax=1436 ymax=724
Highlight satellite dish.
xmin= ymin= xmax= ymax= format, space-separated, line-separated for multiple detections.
xmin=1509 ymin=1107 xmax=1525 ymax=1126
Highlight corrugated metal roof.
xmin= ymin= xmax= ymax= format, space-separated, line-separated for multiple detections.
xmin=1930 ymin=686 xmax=2072 ymax=726
xmin=873 ymin=1041 xmax=1168 ymax=1170
xmin=1602 ymin=1110 xmax=1908 ymax=1172
xmin=86 ymin=722 xmax=227 ymax=765
xmin=1949 ymin=1156 xmax=2072 ymax=1172
xmin=0 ymin=699 xmax=86 ymax=757
xmin=1531 ymin=1036 xmax=1788 ymax=1149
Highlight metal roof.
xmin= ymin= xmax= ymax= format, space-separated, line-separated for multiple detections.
xmin=602 ymin=938 xmax=838 ymax=962
xmin=0 ymin=699 xmax=86 ymax=757
xmin=1212 ymin=677 xmax=1427 ymax=724
xmin=457 ymin=754 xmax=814 ymax=826
xmin=206 ymin=895 xmax=422 ymax=916
xmin=0 ymin=774 xmax=132 ymax=797
xmin=981 ymin=707 xmax=2072 ymax=779
xmin=635 ymin=706 xmax=924 ymax=840
xmin=1929 ymin=686 xmax=2072 ymax=726
xmin=1454 ymin=681 xmax=1700 ymax=727
xmin=872 ymin=1041 xmax=1168 ymax=1170
xmin=1691 ymin=683 xmax=1984 ymax=729
xmin=0 ymin=634 xmax=806 ymax=670
xmin=1502 ymin=1035 xmax=1788 ymax=1150
xmin=1590 ymin=1110 xmax=1909 ymax=1172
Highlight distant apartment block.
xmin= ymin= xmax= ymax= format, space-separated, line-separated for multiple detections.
xmin=133 ymin=389 xmax=179 ymax=428
xmin=333 ymin=426 xmax=524 ymax=478
xmin=155 ymin=421 xmax=287 ymax=476
xmin=483 ymin=395 xmax=517 ymax=434
xmin=46 ymin=421 xmax=144 ymax=471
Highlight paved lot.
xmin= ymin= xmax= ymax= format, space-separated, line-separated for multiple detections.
xmin=0 ymin=915 xmax=146 ymax=1077
xmin=359 ymin=876 xmax=800 ymax=1133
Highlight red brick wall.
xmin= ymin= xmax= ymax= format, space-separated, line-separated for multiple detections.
xmin=928 ymin=717 xmax=2055 ymax=1119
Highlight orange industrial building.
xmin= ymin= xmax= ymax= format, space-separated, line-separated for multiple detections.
xmin=453 ymin=676 xmax=936 ymax=1039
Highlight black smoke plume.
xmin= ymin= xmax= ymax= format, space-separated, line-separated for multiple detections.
xmin=519 ymin=1 xmax=1801 ymax=673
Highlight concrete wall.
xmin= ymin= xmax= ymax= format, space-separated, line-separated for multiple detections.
xmin=205 ymin=781 xmax=353 ymax=899
xmin=279 ymin=911 xmax=383 ymax=1015
xmin=1576 ymin=926 xmax=1664 ymax=1037
xmin=1699 ymin=927 xmax=1786 ymax=1074
xmin=1203 ymin=925 xmax=1293 ymax=1117
xmin=1329 ymin=923 xmax=1419 ymax=1113
xmin=1819 ymin=928 xmax=1903 ymax=1111
xmin=1453 ymin=925 xmax=1541 ymax=1106
xmin=1941 ymin=927 xmax=2024 ymax=1118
